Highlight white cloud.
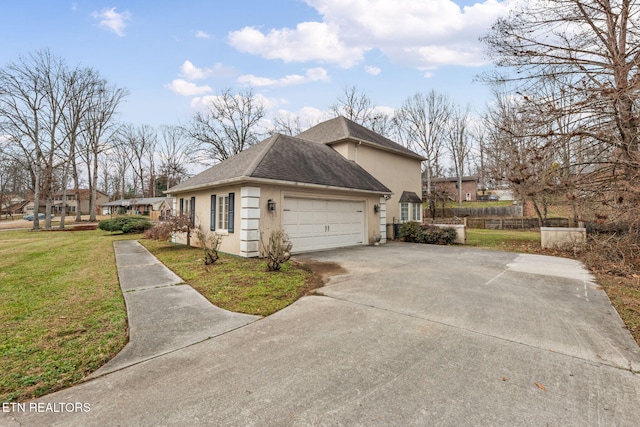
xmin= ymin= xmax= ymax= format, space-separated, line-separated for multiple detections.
xmin=237 ymin=67 xmax=330 ymax=87
xmin=165 ymin=79 xmax=213 ymax=96
xmin=195 ymin=30 xmax=211 ymax=39
xmin=365 ymin=65 xmax=381 ymax=76
xmin=228 ymin=22 xmax=364 ymax=68
xmin=179 ymin=60 xmax=235 ymax=80
xmin=91 ymin=7 xmax=131 ymax=37
xmin=228 ymin=0 xmax=510 ymax=69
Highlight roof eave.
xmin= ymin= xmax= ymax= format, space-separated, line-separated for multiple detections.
xmin=167 ymin=176 xmax=391 ymax=197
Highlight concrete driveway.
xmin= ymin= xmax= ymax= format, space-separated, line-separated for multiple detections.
xmin=2 ymin=243 xmax=640 ymax=426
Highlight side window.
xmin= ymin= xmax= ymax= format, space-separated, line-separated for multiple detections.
xmin=412 ymin=203 xmax=421 ymax=222
xmin=190 ymin=197 xmax=195 ymax=224
xmin=217 ymin=195 xmax=229 ymax=230
xmin=179 ymin=198 xmax=184 ymax=215
xmin=210 ymin=195 xmax=216 ymax=231
xmin=400 ymin=203 xmax=409 ymax=222
xmin=228 ymin=193 xmax=235 ymax=233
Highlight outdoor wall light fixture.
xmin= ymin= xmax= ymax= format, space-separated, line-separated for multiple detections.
xmin=374 ymin=204 xmax=380 ymax=213
xmin=267 ymin=199 xmax=276 ymax=211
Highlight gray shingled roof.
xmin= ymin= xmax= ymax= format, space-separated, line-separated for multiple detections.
xmin=399 ymin=191 xmax=422 ymax=204
xmin=296 ymin=116 xmax=424 ymax=160
xmin=168 ymin=134 xmax=391 ymax=194
xmin=102 ymin=197 xmax=172 ymax=207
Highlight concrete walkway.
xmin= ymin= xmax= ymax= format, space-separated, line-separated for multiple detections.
xmin=89 ymin=240 xmax=260 ymax=377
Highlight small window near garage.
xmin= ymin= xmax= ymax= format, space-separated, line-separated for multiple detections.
xmin=210 ymin=193 xmax=235 ymax=233
xmin=179 ymin=198 xmax=184 ymax=215
xmin=217 ymin=195 xmax=229 ymax=230
xmin=190 ymin=197 xmax=195 ymax=224
xmin=210 ymin=195 xmax=216 ymax=231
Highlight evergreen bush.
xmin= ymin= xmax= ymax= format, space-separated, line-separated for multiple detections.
xmin=399 ymin=222 xmax=457 ymax=245
xmin=98 ymin=217 xmax=153 ymax=234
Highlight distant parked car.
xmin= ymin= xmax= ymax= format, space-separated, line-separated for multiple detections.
xmin=488 ymin=195 xmax=499 ymax=201
xmin=23 ymin=213 xmax=55 ymax=221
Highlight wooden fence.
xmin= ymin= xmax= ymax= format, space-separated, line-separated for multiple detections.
xmin=426 ymin=217 xmax=570 ymax=230
xmin=431 ymin=205 xmax=523 ymax=218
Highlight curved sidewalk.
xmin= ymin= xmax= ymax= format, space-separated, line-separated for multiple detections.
xmin=89 ymin=240 xmax=260 ymax=378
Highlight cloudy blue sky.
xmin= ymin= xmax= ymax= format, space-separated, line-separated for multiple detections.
xmin=0 ymin=0 xmax=512 ymax=129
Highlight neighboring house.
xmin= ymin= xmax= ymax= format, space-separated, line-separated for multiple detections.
xmin=1 ymin=199 xmax=28 ymax=218
xmin=50 ymin=189 xmax=109 ymax=215
xmin=429 ymin=176 xmax=479 ymax=202
xmin=102 ymin=197 xmax=173 ymax=220
xmin=167 ymin=116 xmax=424 ymax=256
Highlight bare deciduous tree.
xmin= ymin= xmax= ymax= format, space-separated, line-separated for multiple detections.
xmin=80 ymin=80 xmax=127 ymax=221
xmin=330 ymin=85 xmax=394 ymax=137
xmin=446 ymin=106 xmax=472 ymax=207
xmin=186 ymin=88 xmax=266 ymax=164
xmin=0 ymin=50 xmax=69 ymax=229
xmin=394 ymin=90 xmax=452 ymax=217
xmin=482 ymin=87 xmax=563 ymax=226
xmin=268 ymin=114 xmax=305 ymax=136
xmin=117 ymin=124 xmax=156 ymax=198
xmin=481 ymin=0 xmax=640 ymax=230
xmin=158 ymin=125 xmax=194 ymax=191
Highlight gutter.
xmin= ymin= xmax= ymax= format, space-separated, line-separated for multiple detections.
xmin=167 ymin=176 xmax=392 ymax=197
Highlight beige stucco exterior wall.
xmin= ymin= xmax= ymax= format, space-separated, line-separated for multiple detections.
xmin=330 ymin=141 xmax=423 ymax=223
xmin=172 ymin=184 xmax=243 ymax=256
xmin=171 ymin=182 xmax=385 ymax=256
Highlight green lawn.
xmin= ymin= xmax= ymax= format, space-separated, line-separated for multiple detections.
xmin=0 ymin=229 xmax=136 ymax=402
xmin=466 ymin=229 xmax=541 ymax=252
xmin=140 ymin=239 xmax=319 ymax=316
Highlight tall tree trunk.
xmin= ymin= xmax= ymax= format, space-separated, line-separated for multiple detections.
xmin=90 ymin=151 xmax=99 ymax=221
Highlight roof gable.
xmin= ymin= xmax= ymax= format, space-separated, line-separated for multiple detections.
xmin=296 ymin=116 xmax=424 ymax=160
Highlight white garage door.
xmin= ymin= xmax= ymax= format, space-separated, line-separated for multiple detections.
xmin=283 ymin=197 xmax=365 ymax=253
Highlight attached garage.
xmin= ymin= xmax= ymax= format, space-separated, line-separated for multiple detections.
xmin=283 ymin=197 xmax=365 ymax=253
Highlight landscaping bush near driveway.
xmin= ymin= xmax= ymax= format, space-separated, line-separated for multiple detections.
xmin=399 ymin=221 xmax=457 ymax=245
xmin=98 ymin=216 xmax=153 ymax=234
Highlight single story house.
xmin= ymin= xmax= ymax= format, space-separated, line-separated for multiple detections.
xmin=1 ymin=199 xmax=28 ymax=218
xmin=102 ymin=197 xmax=173 ymax=220
xmin=168 ymin=116 xmax=424 ymax=256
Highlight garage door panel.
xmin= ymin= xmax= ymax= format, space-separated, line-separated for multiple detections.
xmin=283 ymin=197 xmax=365 ymax=253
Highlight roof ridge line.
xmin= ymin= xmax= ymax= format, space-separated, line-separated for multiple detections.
xmin=245 ymin=134 xmax=279 ymax=177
